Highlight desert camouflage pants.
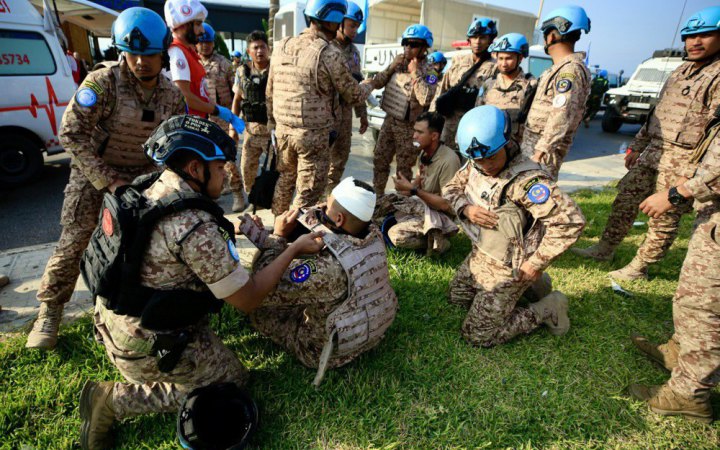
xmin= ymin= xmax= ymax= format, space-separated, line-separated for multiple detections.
xmin=387 ymin=212 xmax=451 ymax=251
xmin=600 ymin=165 xmax=691 ymax=266
xmin=37 ymin=165 xmax=149 ymax=306
xmin=241 ymin=131 xmax=270 ymax=194
xmin=224 ymin=158 xmax=243 ymax=195
xmin=272 ymin=128 xmax=331 ymax=216
xmin=327 ymin=106 xmax=353 ymax=193
xmin=373 ymin=115 xmax=418 ymax=195
xmin=449 ymin=249 xmax=540 ymax=347
xmin=440 ymin=112 xmax=461 ymax=151
xmin=667 ymin=212 xmax=720 ymax=398
xmin=520 ymin=131 xmax=564 ymax=181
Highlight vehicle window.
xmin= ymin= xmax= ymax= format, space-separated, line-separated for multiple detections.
xmin=528 ymin=56 xmax=553 ymax=78
xmin=0 ymin=29 xmax=56 ymax=76
xmin=633 ymin=68 xmax=673 ymax=84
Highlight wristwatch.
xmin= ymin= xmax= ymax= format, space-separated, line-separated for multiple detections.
xmin=668 ymin=186 xmax=689 ymax=206
xmin=410 ymin=188 xmax=418 ymax=197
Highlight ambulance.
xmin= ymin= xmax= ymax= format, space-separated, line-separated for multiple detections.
xmin=0 ymin=0 xmax=76 ymax=186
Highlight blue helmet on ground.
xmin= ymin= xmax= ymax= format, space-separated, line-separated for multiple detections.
xmin=198 ymin=23 xmax=215 ymax=43
xmin=490 ymin=32 xmax=529 ymax=57
xmin=598 ymin=69 xmax=608 ymax=78
xmin=345 ymin=1 xmax=364 ymax=24
xmin=401 ymin=24 xmax=433 ymax=48
xmin=144 ymin=115 xmax=237 ymax=165
xmin=304 ymin=0 xmax=348 ymax=24
xmin=427 ymin=51 xmax=447 ymax=65
xmin=232 ymin=50 xmax=242 ymax=58
xmin=541 ymin=5 xmax=591 ymax=35
xmin=467 ymin=17 xmax=498 ymax=38
xmin=112 ymin=7 xmax=171 ymax=55
xmin=456 ymin=105 xmax=511 ymax=160
xmin=681 ymin=6 xmax=720 ymax=39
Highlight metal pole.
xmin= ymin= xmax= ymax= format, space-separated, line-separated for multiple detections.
xmin=535 ymin=0 xmax=545 ymax=28
xmin=419 ymin=0 xmax=425 ymax=25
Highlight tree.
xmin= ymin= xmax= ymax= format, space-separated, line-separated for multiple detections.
xmin=268 ymin=0 xmax=279 ymax=50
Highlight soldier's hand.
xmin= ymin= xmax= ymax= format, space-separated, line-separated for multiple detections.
xmin=639 ymin=190 xmax=673 ymax=218
xmin=624 ymin=149 xmax=640 ymax=169
xmin=516 ymin=261 xmax=542 ymax=282
xmin=273 ymin=209 xmax=299 ymax=238
xmin=408 ymin=58 xmax=419 ymax=74
xmin=392 ymin=173 xmax=413 ymax=192
xmin=464 ymin=205 xmax=498 ymax=228
xmin=229 ymin=128 xmax=239 ymax=142
xmin=292 ymin=231 xmax=325 ymax=255
xmin=390 ymin=54 xmax=406 ymax=71
xmin=359 ymin=117 xmax=369 ymax=134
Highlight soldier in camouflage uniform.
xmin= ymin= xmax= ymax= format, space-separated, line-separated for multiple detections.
xmin=231 ymin=31 xmax=271 ymax=196
xmin=430 ymin=18 xmax=498 ymax=150
xmin=327 ymin=2 xmax=369 ymax=192
xmin=476 ymin=33 xmax=537 ymax=145
xmin=267 ymin=0 xmax=374 ymax=215
xmin=521 ymin=5 xmax=591 ymax=180
xmin=442 ymin=106 xmax=585 ymax=347
xmin=197 ymin=23 xmax=246 ymax=212
xmin=628 ymin=82 xmax=720 ymax=422
xmin=572 ymin=9 xmax=720 ymax=281
xmin=79 ymin=116 xmax=325 ymax=449
xmin=26 ymin=8 xmax=187 ymax=350
xmin=367 ymin=24 xmax=439 ymax=195
xmin=246 ymin=177 xmax=396 ymax=386
xmin=583 ymin=70 xmax=609 ymax=127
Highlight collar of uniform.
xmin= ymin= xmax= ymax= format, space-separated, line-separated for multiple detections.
xmin=553 ymin=52 xmax=585 ymax=69
xmin=118 ymin=60 xmax=155 ymax=102
xmin=301 ymin=28 xmax=330 ymax=42
xmin=496 ymin=68 xmax=524 ymax=88
xmin=247 ymin=60 xmax=270 ymax=75
xmin=681 ymin=52 xmax=720 ymax=79
xmin=145 ymin=170 xmax=196 ymax=201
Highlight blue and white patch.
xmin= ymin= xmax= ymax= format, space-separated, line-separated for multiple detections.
xmin=289 ymin=263 xmax=312 ymax=283
xmin=556 ymin=78 xmax=572 ymax=93
xmin=227 ymin=240 xmax=240 ymax=262
xmin=75 ymin=88 xmax=97 ymax=107
xmin=425 ymin=73 xmax=438 ymax=85
xmin=527 ymin=183 xmax=551 ymax=204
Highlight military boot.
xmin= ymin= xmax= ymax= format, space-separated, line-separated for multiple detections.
xmin=609 ymin=259 xmax=648 ymax=281
xmin=80 ymin=380 xmax=117 ymax=450
xmin=529 ymin=291 xmax=570 ymax=336
xmin=26 ymin=302 xmax=64 ymax=349
xmin=629 ymin=383 xmax=713 ymax=424
xmin=570 ymin=240 xmax=615 ymax=262
xmin=522 ymin=273 xmax=553 ymax=302
xmin=427 ymin=230 xmax=451 ymax=256
xmin=231 ymin=192 xmax=246 ymax=213
xmin=631 ymin=335 xmax=679 ymax=371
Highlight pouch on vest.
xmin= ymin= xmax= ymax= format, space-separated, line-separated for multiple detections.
xmin=241 ymin=64 xmax=269 ymax=124
xmin=248 ymin=141 xmax=279 ymax=212
xmin=435 ymin=59 xmax=484 ymax=117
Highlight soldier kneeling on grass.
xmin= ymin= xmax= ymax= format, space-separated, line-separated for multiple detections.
xmin=240 ymin=177 xmax=398 ymax=386
xmin=442 ymin=105 xmax=586 ymax=347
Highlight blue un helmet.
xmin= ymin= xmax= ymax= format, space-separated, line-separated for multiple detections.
xmin=304 ymin=0 xmax=348 ymax=24
xmin=681 ymin=6 xmax=720 ymax=40
xmin=456 ymin=105 xmax=511 ymax=160
xmin=490 ymin=32 xmax=529 ymax=57
xmin=232 ymin=50 xmax=242 ymax=58
xmin=598 ymin=69 xmax=608 ymax=78
xmin=427 ymin=51 xmax=447 ymax=65
xmin=144 ymin=115 xmax=237 ymax=166
xmin=198 ymin=23 xmax=215 ymax=43
xmin=345 ymin=1 xmax=364 ymax=24
xmin=112 ymin=7 xmax=171 ymax=55
xmin=467 ymin=17 xmax=498 ymax=38
xmin=401 ymin=24 xmax=433 ymax=48
xmin=541 ymin=5 xmax=591 ymax=36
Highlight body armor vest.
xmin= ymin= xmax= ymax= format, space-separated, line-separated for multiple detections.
xmin=648 ymin=58 xmax=720 ymax=149
xmin=482 ymin=73 xmax=536 ymax=139
xmin=381 ymin=69 xmax=423 ymax=121
xmin=241 ymin=63 xmax=268 ymax=124
xmin=297 ymin=209 xmax=397 ymax=386
xmin=462 ymin=158 xmax=545 ymax=268
xmin=203 ymin=54 xmax=234 ymax=108
xmin=89 ymin=62 xmax=176 ymax=168
xmin=272 ymin=36 xmax=335 ymax=129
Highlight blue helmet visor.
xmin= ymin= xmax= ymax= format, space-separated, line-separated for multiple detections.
xmin=467 ymin=21 xmax=496 ymax=37
xmin=120 ymin=27 xmax=152 ymax=53
xmin=467 ymin=140 xmax=495 ymax=159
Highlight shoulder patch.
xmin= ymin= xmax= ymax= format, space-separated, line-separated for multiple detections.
xmin=527 ymin=183 xmax=551 ymax=204
xmin=289 ymin=262 xmax=313 ymax=283
xmin=557 ymin=72 xmax=576 ymax=81
xmin=82 ymin=80 xmax=104 ymax=95
xmin=552 ymin=94 xmax=567 ymax=108
xmin=425 ymin=72 xmax=439 ymax=85
xmin=522 ymin=177 xmax=540 ymax=192
xmin=556 ymin=78 xmax=572 ymax=93
xmin=227 ymin=239 xmax=240 ymax=262
xmin=75 ymin=88 xmax=97 ymax=108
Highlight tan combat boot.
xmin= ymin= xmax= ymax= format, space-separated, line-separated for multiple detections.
xmin=631 ymin=335 xmax=679 ymax=371
xmin=570 ymin=240 xmax=615 ymax=262
xmin=26 ymin=302 xmax=64 ymax=349
xmin=529 ymin=291 xmax=570 ymax=336
xmin=80 ymin=381 xmax=117 ymax=450
xmin=609 ymin=259 xmax=648 ymax=281
xmin=232 ymin=192 xmax=246 ymax=213
xmin=522 ymin=273 xmax=553 ymax=302
xmin=629 ymin=383 xmax=713 ymax=424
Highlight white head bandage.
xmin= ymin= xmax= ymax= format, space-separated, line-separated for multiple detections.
xmin=331 ymin=177 xmax=376 ymax=222
xmin=164 ymin=0 xmax=208 ymax=30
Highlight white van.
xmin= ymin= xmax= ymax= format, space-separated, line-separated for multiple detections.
xmin=0 ymin=0 xmax=76 ymax=186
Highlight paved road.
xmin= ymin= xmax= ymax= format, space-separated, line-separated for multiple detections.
xmin=0 ymin=116 xmax=640 ymax=251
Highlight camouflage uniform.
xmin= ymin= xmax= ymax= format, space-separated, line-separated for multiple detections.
xmin=369 ymin=59 xmax=439 ymax=194
xmin=584 ymin=75 xmax=609 ymax=122
xmin=430 ymin=53 xmax=496 ymax=149
xmin=37 ymin=62 xmax=185 ymax=309
xmin=592 ymin=57 xmax=720 ymax=269
xmin=327 ymin=39 xmax=367 ymax=192
xmin=201 ymin=52 xmax=242 ymax=194
xmin=442 ymin=150 xmax=585 ymax=346
xmin=267 ymin=29 xmax=373 ymax=215
xmin=233 ymin=61 xmax=271 ymax=193
xmin=93 ymin=170 xmax=249 ymax=418
xmin=521 ymin=52 xmax=590 ymax=180
xmin=476 ymin=69 xmax=538 ymax=145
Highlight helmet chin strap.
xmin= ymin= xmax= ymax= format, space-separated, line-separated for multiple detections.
xmin=172 ymin=162 xmax=212 ymax=197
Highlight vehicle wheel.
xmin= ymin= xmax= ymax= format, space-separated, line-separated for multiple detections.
xmin=371 ymin=128 xmax=379 ymax=142
xmin=601 ymin=110 xmax=623 ymax=133
xmin=0 ymin=134 xmax=44 ymax=187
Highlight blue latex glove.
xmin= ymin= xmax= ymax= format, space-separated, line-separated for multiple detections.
xmin=215 ymin=105 xmax=245 ymax=134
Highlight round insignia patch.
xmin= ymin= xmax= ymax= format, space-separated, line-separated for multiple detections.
xmin=75 ymin=88 xmax=97 ymax=108
xmin=556 ymin=78 xmax=572 ymax=93
xmin=552 ymin=94 xmax=567 ymax=108
xmin=227 ymin=240 xmax=240 ymax=262
xmin=101 ymin=208 xmax=113 ymax=236
xmin=289 ymin=263 xmax=312 ymax=283
xmin=177 ymin=58 xmax=186 ymax=70
xmin=527 ymin=183 xmax=551 ymax=204
xmin=425 ymin=74 xmax=438 ymax=85
xmin=180 ymin=5 xmax=192 ymax=16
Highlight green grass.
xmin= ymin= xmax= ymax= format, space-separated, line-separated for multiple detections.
xmin=2 ymin=188 xmax=719 ymax=449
